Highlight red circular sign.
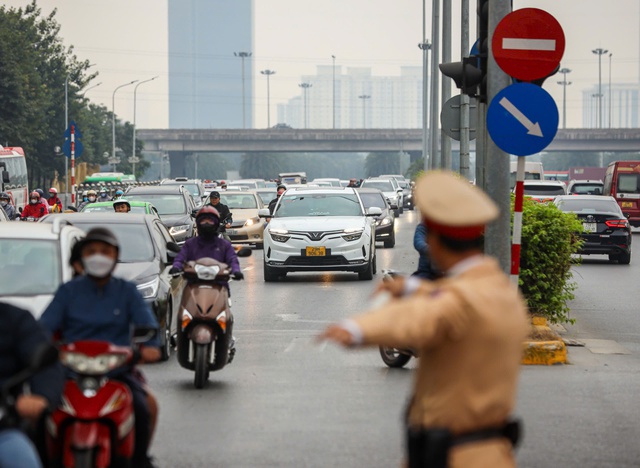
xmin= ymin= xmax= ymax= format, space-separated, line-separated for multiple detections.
xmin=492 ymin=8 xmax=565 ymax=81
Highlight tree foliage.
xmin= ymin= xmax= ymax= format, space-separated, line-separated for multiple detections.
xmin=364 ymin=152 xmax=401 ymax=177
xmin=514 ymin=196 xmax=583 ymax=324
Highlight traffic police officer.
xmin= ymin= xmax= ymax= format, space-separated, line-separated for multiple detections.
xmin=320 ymin=170 xmax=529 ymax=468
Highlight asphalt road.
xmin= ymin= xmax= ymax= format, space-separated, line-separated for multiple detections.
xmin=143 ymin=210 xmax=640 ymax=468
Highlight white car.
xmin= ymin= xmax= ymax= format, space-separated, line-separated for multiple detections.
xmin=0 ymin=219 xmax=85 ymax=318
xmin=360 ymin=178 xmax=403 ymax=216
xmin=520 ymin=180 xmax=567 ymax=203
xmin=259 ymin=187 xmax=381 ymax=281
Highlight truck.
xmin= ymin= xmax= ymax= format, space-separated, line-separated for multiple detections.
xmin=568 ymin=166 xmax=606 ymax=182
xmin=278 ymin=172 xmax=307 ymax=185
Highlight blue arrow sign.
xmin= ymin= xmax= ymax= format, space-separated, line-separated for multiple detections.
xmin=486 ymin=82 xmax=558 ymax=156
xmin=63 ymin=120 xmax=83 ymax=139
xmin=62 ymin=120 xmax=84 ymax=158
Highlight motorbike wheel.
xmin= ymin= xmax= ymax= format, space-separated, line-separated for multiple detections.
xmin=73 ymin=449 xmax=95 ymax=468
xmin=379 ymin=346 xmax=411 ymax=368
xmin=194 ymin=343 xmax=210 ymax=389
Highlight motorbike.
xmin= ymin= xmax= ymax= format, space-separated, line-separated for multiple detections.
xmin=46 ymin=329 xmax=156 ymax=468
xmin=175 ymin=250 xmax=250 ymax=389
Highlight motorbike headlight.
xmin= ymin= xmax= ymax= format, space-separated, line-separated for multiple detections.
xmin=169 ymin=224 xmax=190 ymax=236
xmin=269 ymin=228 xmax=290 ymax=243
xmin=136 ymin=277 xmax=160 ymax=299
xmin=342 ymin=228 xmax=363 ymax=242
xmin=60 ymin=351 xmax=129 ymax=375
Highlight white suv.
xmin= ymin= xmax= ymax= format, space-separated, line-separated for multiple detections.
xmin=259 ymin=187 xmax=381 ymax=281
xmin=0 ymin=219 xmax=85 ymax=318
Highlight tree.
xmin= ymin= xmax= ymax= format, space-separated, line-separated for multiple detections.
xmin=364 ymin=152 xmax=401 ymax=177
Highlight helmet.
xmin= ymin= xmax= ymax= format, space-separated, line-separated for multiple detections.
xmin=99 ymin=188 xmax=107 ymax=194
xmin=277 ymin=184 xmax=287 ymax=191
xmin=87 ymin=189 xmax=97 ymax=196
xmin=30 ymin=191 xmax=41 ymax=200
xmin=209 ymin=191 xmax=220 ymax=199
xmin=82 ymin=190 xmax=88 ymax=196
xmin=49 ymin=187 xmax=58 ymax=194
xmin=115 ymin=189 xmax=124 ymax=196
xmin=196 ymin=205 xmax=220 ymax=221
xmin=0 ymin=192 xmax=9 ymax=200
xmin=113 ymin=199 xmax=131 ymax=212
xmin=35 ymin=189 xmax=45 ymax=199
xmin=79 ymin=227 xmax=119 ymax=251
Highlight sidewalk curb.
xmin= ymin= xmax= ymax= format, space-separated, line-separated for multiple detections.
xmin=521 ymin=317 xmax=567 ymax=365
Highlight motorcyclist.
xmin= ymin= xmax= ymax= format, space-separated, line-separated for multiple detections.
xmin=113 ymin=198 xmax=131 ymax=213
xmin=0 ymin=302 xmax=64 ymax=468
xmin=207 ymin=191 xmax=232 ymax=230
xmin=112 ymin=189 xmax=125 ymax=200
xmin=268 ymin=184 xmax=287 ymax=215
xmin=20 ymin=192 xmax=49 ymax=220
xmin=169 ymin=207 xmax=243 ymax=351
xmin=47 ymin=188 xmax=62 ymax=213
xmin=39 ymin=228 xmax=161 ymax=468
xmin=77 ymin=189 xmax=97 ymax=211
xmin=0 ymin=192 xmax=16 ymax=220
xmin=98 ymin=188 xmax=110 ymax=202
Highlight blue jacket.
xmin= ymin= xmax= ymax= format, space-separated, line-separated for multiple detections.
xmin=172 ymin=235 xmax=240 ymax=274
xmin=40 ymin=276 xmax=160 ymax=347
xmin=0 ymin=203 xmax=16 ymax=220
xmin=413 ymin=222 xmax=438 ymax=280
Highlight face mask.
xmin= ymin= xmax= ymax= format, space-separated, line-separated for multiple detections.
xmin=83 ymin=254 xmax=116 ymax=278
xmin=0 ymin=201 xmax=7 ymax=207
xmin=30 ymin=199 xmax=38 ymax=204
xmin=88 ymin=196 xmax=96 ymax=202
xmin=198 ymin=221 xmax=220 ymax=237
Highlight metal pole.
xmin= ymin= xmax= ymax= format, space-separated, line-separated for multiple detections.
xmin=441 ymin=0 xmax=452 ymax=170
xmin=64 ymin=75 xmax=69 ymax=204
xmin=609 ymin=52 xmax=612 ymax=128
xmin=260 ymin=70 xmax=276 ymax=128
xmin=484 ymin=0 xmax=512 ymax=273
xmin=557 ymin=68 xmax=572 ymax=129
xmin=132 ymin=76 xmax=158 ymax=177
xmin=235 ymin=52 xmax=252 ymax=129
xmin=332 ymin=55 xmax=336 ymax=129
xmin=194 ymin=154 xmax=198 ymax=179
xmin=358 ymin=95 xmax=370 ymax=128
xmin=429 ymin=0 xmax=440 ymax=170
xmin=459 ymin=0 xmax=471 ymax=180
xmin=592 ymin=48 xmax=608 ymax=129
xmin=112 ymin=80 xmax=138 ymax=170
xmin=299 ymin=83 xmax=312 ymax=128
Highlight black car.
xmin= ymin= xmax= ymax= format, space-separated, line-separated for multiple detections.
xmin=41 ymin=213 xmax=182 ymax=359
xmin=160 ymin=177 xmax=207 ymax=208
xmin=125 ymin=185 xmax=197 ymax=244
xmin=357 ymin=187 xmax=396 ymax=248
xmin=554 ymin=195 xmax=632 ymax=264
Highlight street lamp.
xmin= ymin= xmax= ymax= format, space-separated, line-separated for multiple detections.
xmin=132 ymin=76 xmax=158 ymax=177
xmin=608 ymin=52 xmax=613 ymax=128
xmin=358 ymin=94 xmax=371 ymax=129
xmin=556 ymin=68 xmax=572 ymax=129
xmin=234 ymin=52 xmax=252 ymax=129
xmin=81 ymin=82 xmax=102 ymax=98
xmin=298 ymin=82 xmax=312 ymax=128
xmin=332 ymin=55 xmax=336 ymax=129
xmin=260 ymin=69 xmax=276 ymax=128
xmin=419 ymin=37 xmax=432 ymax=172
xmin=592 ymin=48 xmax=608 ymax=128
xmin=112 ymin=80 xmax=138 ymax=171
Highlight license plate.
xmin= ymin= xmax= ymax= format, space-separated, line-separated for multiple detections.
xmin=621 ymin=201 xmax=633 ymax=208
xmin=227 ymin=229 xmax=238 ymax=235
xmin=306 ymin=246 xmax=326 ymax=256
xmin=583 ymin=223 xmax=597 ymax=233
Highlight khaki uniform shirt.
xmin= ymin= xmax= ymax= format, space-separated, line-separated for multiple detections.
xmin=354 ymin=256 xmax=529 ymax=468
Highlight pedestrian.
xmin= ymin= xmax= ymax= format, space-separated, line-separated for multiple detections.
xmin=320 ymin=170 xmax=529 ymax=468
xmin=412 ymin=221 xmax=440 ymax=280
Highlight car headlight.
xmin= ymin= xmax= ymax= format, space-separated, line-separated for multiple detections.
xmin=136 ymin=277 xmax=160 ymax=299
xmin=378 ymin=217 xmax=392 ymax=226
xmin=342 ymin=228 xmax=363 ymax=241
xmin=60 ymin=351 xmax=129 ymax=375
xmin=269 ymin=228 xmax=290 ymax=243
xmin=169 ymin=224 xmax=190 ymax=236
xmin=244 ymin=217 xmax=259 ymax=227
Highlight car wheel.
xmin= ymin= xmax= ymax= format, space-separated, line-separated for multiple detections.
xmin=358 ymin=254 xmax=375 ymax=281
xmin=263 ymin=261 xmax=280 ymax=282
xmin=383 ymin=230 xmax=395 ymax=248
xmin=618 ymin=251 xmax=631 ymax=265
xmin=399 ymin=205 xmax=404 ymax=215
xmin=160 ymin=304 xmax=172 ymax=362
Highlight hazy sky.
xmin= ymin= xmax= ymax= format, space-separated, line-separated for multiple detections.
xmin=4 ymin=0 xmax=639 ymax=129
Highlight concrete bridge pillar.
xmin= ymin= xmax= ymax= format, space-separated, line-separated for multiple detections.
xmin=168 ymin=151 xmax=188 ymax=178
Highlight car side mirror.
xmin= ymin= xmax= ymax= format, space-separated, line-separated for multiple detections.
xmin=389 ymin=203 xmax=398 ymax=210
xmin=397 ymin=188 xmax=403 ymax=193
xmin=191 ymin=209 xmax=199 ymax=217
xmin=236 ymin=247 xmax=252 ymax=257
xmin=366 ymin=207 xmax=382 ymax=216
xmin=258 ymin=208 xmax=271 ymax=218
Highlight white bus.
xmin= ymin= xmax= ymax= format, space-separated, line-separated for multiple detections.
xmin=0 ymin=146 xmax=29 ymax=211
xmin=509 ymin=161 xmax=543 ymax=189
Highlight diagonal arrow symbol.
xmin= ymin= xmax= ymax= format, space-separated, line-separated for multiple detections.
xmin=499 ymin=97 xmax=543 ymax=137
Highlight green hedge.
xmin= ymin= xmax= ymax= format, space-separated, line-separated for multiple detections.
xmin=512 ymin=196 xmax=583 ymax=324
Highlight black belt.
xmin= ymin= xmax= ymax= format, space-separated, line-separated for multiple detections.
xmin=452 ymin=420 xmax=521 ymax=448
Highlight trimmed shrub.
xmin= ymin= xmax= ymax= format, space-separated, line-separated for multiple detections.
xmin=513 ymin=196 xmax=583 ymax=324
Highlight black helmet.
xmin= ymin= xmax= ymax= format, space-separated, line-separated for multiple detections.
xmin=79 ymin=227 xmax=119 ymax=252
xmin=0 ymin=192 xmax=9 ymax=200
xmin=277 ymin=184 xmax=287 ymax=191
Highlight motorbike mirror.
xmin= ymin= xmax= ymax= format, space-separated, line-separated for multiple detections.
xmin=132 ymin=327 xmax=157 ymax=344
xmin=166 ymin=242 xmax=181 ymax=253
xmin=236 ymin=247 xmax=252 ymax=257
xmin=191 ymin=209 xmax=199 ymax=217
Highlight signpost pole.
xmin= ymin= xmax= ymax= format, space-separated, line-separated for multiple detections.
xmin=441 ymin=0 xmax=452 ymax=170
xmin=460 ymin=0 xmax=471 ymax=179
xmin=429 ymin=0 xmax=441 ymax=169
xmin=511 ymin=156 xmax=525 ymax=284
xmin=71 ymin=123 xmax=76 ymax=204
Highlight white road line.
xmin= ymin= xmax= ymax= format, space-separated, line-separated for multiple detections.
xmin=502 ymin=38 xmax=556 ymax=51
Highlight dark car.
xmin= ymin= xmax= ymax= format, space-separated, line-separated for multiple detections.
xmin=554 ymin=195 xmax=632 ymax=264
xmin=41 ymin=213 xmax=182 ymax=359
xmin=125 ymin=185 xmax=197 ymax=244
xmin=357 ymin=187 xmax=396 ymax=248
xmin=160 ymin=177 xmax=207 ymax=208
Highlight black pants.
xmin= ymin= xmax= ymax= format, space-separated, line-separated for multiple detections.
xmin=117 ymin=372 xmax=151 ymax=464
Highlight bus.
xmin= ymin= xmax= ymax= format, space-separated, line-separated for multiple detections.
xmin=84 ymin=172 xmax=136 ymax=185
xmin=0 ymin=146 xmax=29 ymax=211
xmin=509 ymin=161 xmax=544 ymax=189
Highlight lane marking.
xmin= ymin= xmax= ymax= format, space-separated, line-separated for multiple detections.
xmin=502 ymin=38 xmax=556 ymax=51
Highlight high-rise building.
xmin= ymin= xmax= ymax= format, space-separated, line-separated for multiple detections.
xmin=277 ymin=66 xmax=422 ymax=129
xmin=168 ymin=0 xmax=254 ymax=129
xmin=582 ymin=83 xmax=640 ymax=128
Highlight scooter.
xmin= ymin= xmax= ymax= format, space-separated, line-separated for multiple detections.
xmin=176 ymin=251 xmax=250 ymax=389
xmin=46 ymin=329 xmax=155 ymax=468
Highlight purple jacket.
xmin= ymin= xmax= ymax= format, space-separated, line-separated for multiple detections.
xmin=172 ymin=235 xmax=241 ymax=274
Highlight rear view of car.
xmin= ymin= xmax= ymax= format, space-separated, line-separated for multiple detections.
xmin=554 ymin=195 xmax=632 ymax=264
xmin=521 ymin=180 xmax=566 ymax=203
xmin=567 ymin=180 xmax=604 ymax=196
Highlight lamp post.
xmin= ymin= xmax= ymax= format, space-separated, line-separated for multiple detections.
xmin=81 ymin=82 xmax=102 ymax=98
xmin=592 ymin=48 xmax=608 ymax=128
xmin=358 ymin=94 xmax=371 ymax=129
xmin=299 ymin=82 xmax=312 ymax=128
xmin=556 ymin=68 xmax=572 ymax=129
xmin=260 ymin=69 xmax=276 ymax=128
xmin=332 ymin=55 xmax=336 ymax=129
xmin=132 ymin=76 xmax=158 ymax=177
xmin=112 ymin=80 xmax=138 ymax=171
xmin=419 ymin=0 xmax=431 ymax=172
xmin=608 ymin=52 xmax=613 ymax=128
xmin=234 ymin=52 xmax=252 ymax=129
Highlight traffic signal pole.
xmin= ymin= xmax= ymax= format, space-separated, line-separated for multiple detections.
xmin=441 ymin=0 xmax=452 ymax=170
xmin=459 ymin=0 xmax=471 ymax=180
xmin=429 ymin=0 xmax=441 ymax=169
xmin=483 ymin=0 xmax=512 ymax=273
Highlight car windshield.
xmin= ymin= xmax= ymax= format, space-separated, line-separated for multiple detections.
xmin=126 ymin=194 xmax=186 ymax=215
xmin=523 ymin=185 xmax=565 ymax=196
xmin=362 ymin=180 xmax=394 ymax=192
xmin=70 ymin=222 xmax=155 ymax=263
xmin=219 ymin=193 xmax=258 ymax=209
xmin=275 ymin=193 xmax=362 ymax=217
xmin=358 ymin=192 xmax=387 ymax=209
xmin=163 ymin=182 xmax=201 ymax=197
xmin=570 ymin=184 xmax=603 ymax=195
xmin=0 ymin=239 xmax=61 ymax=296
xmin=557 ymin=198 xmax=622 ymax=215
